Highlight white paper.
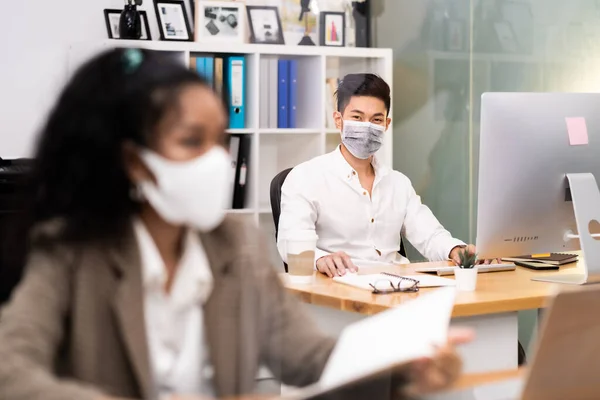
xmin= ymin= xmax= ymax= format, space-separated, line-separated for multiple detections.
xmin=318 ymin=287 xmax=457 ymax=391
xmin=333 ymin=272 xmax=456 ymax=289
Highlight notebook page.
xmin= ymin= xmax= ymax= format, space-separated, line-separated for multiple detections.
xmin=333 ymin=272 xmax=456 ymax=289
xmin=318 ymin=287 xmax=456 ymax=391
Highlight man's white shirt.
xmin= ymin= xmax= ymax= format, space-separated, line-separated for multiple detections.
xmin=277 ymin=146 xmax=465 ymax=265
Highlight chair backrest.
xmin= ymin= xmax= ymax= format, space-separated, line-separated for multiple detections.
xmin=270 ymin=168 xmax=293 ymax=241
xmin=270 ymin=168 xmax=293 ymax=272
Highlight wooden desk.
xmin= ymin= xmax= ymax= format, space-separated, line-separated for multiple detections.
xmin=284 ymin=260 xmax=582 ymax=374
xmin=286 ymin=261 xmax=582 ymax=318
xmin=453 ymin=368 xmax=523 ymax=391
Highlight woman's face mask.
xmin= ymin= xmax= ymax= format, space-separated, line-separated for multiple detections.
xmin=137 ymin=146 xmax=232 ymax=232
xmin=341 ymin=120 xmax=386 ymax=159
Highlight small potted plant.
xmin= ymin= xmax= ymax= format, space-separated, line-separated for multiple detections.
xmin=454 ymin=248 xmax=479 ymax=291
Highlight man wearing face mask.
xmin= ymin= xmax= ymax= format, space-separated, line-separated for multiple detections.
xmin=277 ymin=73 xmax=478 ymax=277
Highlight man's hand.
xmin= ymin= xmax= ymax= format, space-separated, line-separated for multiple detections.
xmin=403 ymin=327 xmax=474 ymax=397
xmin=449 ymin=244 xmax=500 ymax=265
xmin=316 ymin=251 xmax=358 ymax=277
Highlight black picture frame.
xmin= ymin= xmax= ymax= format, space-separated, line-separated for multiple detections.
xmin=104 ymin=9 xmax=152 ymax=40
xmin=319 ymin=11 xmax=345 ymax=47
xmin=246 ymin=6 xmax=285 ymax=45
xmin=153 ymin=0 xmax=193 ymax=41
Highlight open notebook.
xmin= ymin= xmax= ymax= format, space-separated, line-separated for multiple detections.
xmin=333 ymin=271 xmax=456 ymax=290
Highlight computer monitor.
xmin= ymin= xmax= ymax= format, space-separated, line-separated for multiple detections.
xmin=476 ymin=93 xmax=600 ymax=284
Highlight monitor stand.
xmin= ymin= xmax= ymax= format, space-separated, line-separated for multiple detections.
xmin=531 ymin=173 xmax=600 ymax=285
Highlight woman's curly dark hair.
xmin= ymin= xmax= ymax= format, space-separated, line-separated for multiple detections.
xmin=24 ymin=48 xmax=209 ymax=241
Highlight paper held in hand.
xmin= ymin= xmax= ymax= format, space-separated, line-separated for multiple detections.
xmin=284 ymin=287 xmax=457 ymax=399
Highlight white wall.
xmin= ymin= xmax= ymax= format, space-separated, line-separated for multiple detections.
xmin=0 ymin=0 xmax=166 ymax=158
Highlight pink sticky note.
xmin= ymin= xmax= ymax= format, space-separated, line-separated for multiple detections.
xmin=565 ymin=117 xmax=589 ymax=146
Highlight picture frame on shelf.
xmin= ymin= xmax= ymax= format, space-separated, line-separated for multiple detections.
xmin=185 ymin=0 xmax=195 ymax=32
xmin=154 ymin=0 xmax=193 ymax=41
xmin=195 ymin=1 xmax=245 ymax=43
xmin=104 ymin=9 xmax=152 ymax=40
xmin=494 ymin=21 xmax=518 ymax=53
xmin=246 ymin=5 xmax=285 ymax=45
xmin=320 ymin=11 xmax=345 ymax=47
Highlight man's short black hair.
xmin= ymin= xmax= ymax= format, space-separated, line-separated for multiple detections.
xmin=335 ymin=73 xmax=391 ymax=115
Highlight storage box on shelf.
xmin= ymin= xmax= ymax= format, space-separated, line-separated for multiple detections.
xmin=68 ymin=40 xmax=393 ymax=268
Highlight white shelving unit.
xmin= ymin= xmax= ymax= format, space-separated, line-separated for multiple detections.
xmin=69 ymin=40 xmax=393 ymax=267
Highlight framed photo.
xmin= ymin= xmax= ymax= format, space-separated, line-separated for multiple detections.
xmin=154 ymin=0 xmax=193 ymax=41
xmin=494 ymin=21 xmax=518 ymax=53
xmin=195 ymin=1 xmax=245 ymax=43
xmin=319 ymin=12 xmax=345 ymax=47
xmin=104 ymin=9 xmax=152 ymax=40
xmin=246 ymin=6 xmax=285 ymax=45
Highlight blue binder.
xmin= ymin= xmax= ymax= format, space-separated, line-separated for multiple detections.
xmin=204 ymin=56 xmax=214 ymax=89
xmin=277 ymin=60 xmax=289 ymax=129
xmin=195 ymin=57 xmax=206 ymax=78
xmin=288 ymin=60 xmax=298 ymax=129
xmin=226 ymin=56 xmax=245 ymax=129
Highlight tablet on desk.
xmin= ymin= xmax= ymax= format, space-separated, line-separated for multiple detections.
xmin=415 ymin=264 xmax=516 ymax=276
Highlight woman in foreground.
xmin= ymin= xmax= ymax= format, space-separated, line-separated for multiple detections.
xmin=0 ymin=48 xmax=471 ymax=400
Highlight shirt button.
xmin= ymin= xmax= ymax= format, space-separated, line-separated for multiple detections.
xmin=375 ymin=249 xmax=382 ymax=256
xmin=352 ymin=171 xmax=356 ymax=175
xmin=363 ymin=191 xmax=367 ymax=196
xmin=371 ymin=218 xmax=374 ymax=223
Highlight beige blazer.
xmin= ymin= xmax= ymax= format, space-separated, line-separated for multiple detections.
xmin=0 ymin=216 xmax=337 ymax=400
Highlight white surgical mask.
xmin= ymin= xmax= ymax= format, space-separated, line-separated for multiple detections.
xmin=341 ymin=120 xmax=385 ymax=159
xmin=138 ymin=147 xmax=232 ymax=232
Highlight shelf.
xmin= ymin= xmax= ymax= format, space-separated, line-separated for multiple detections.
xmin=325 ymin=129 xmax=340 ymax=134
xmin=258 ymin=208 xmax=273 ymax=214
xmin=81 ymin=40 xmax=392 ymax=59
xmin=259 ymin=129 xmax=322 ymax=135
xmin=226 ymin=209 xmax=255 ymax=214
xmin=227 ymin=129 xmax=254 ymax=134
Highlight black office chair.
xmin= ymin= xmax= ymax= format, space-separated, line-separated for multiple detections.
xmin=270 ymin=168 xmax=293 ymax=272
xmin=269 ymin=168 xmax=407 ymax=272
xmin=0 ymin=158 xmax=33 ymax=305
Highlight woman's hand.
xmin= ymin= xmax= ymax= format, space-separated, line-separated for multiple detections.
xmin=403 ymin=327 xmax=474 ymax=397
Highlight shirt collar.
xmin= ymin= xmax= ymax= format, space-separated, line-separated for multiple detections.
xmin=330 ymin=145 xmax=390 ymax=181
xmin=132 ymin=218 xmax=213 ymax=305
xmin=133 ymin=218 xmax=165 ymax=289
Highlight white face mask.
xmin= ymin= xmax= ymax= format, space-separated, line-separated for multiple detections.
xmin=138 ymin=147 xmax=232 ymax=232
xmin=341 ymin=120 xmax=386 ymax=159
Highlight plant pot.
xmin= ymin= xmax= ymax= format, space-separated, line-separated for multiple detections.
xmin=454 ymin=267 xmax=478 ymax=291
